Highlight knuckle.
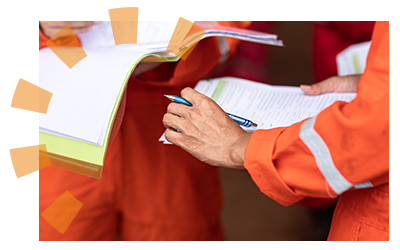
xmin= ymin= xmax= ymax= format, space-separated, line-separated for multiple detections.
xmin=199 ymin=97 xmax=213 ymax=108
xmin=167 ymin=103 xmax=182 ymax=116
xmin=181 ymin=87 xmax=192 ymax=96
xmin=162 ymin=113 xmax=170 ymax=123
xmin=188 ymin=109 xmax=202 ymax=120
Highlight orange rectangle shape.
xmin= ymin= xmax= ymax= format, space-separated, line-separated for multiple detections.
xmin=41 ymin=191 xmax=83 ymax=234
xmin=108 ymin=7 xmax=138 ymax=45
xmin=108 ymin=7 xmax=139 ymax=21
xmin=111 ymin=20 xmax=138 ymax=44
xmin=10 ymin=77 xmax=39 ymax=113
xmin=45 ymin=25 xmax=87 ymax=69
xmin=167 ymin=17 xmax=194 ymax=56
xmin=10 ymin=145 xmax=38 ymax=178
xmin=167 ymin=18 xmax=205 ymax=60
xmin=179 ymin=23 xmax=206 ymax=60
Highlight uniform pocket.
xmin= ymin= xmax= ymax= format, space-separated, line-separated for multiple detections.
xmin=357 ymin=222 xmax=389 ymax=241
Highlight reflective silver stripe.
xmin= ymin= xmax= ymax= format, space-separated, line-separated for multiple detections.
xmin=299 ymin=117 xmax=353 ymax=195
xmin=209 ymin=21 xmax=231 ymax=63
xmin=354 ymin=180 xmax=374 ymax=189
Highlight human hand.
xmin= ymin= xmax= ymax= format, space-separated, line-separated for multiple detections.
xmin=39 ymin=21 xmax=102 ymax=38
xmin=162 ymin=87 xmax=251 ymax=169
xmin=300 ymin=74 xmax=361 ymax=95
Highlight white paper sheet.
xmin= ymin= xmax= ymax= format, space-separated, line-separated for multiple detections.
xmin=78 ymin=21 xmax=178 ymax=51
xmin=40 ymin=22 xmax=284 ymax=147
xmin=39 ymin=47 xmax=153 ymax=146
xmin=159 ymin=77 xmax=356 ymax=144
xmin=78 ymin=21 xmax=283 ymax=53
xmin=336 ymin=41 xmax=371 ymax=76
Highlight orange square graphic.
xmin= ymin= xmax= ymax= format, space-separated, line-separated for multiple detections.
xmin=167 ymin=18 xmax=205 ymax=60
xmin=46 ymin=25 xmax=87 ymax=69
xmin=10 ymin=145 xmax=39 ymax=178
xmin=10 ymin=144 xmax=51 ymax=178
xmin=111 ymin=21 xmax=138 ymax=45
xmin=108 ymin=7 xmax=138 ymax=45
xmin=11 ymin=79 xmax=52 ymax=114
xmin=41 ymin=191 xmax=83 ymax=234
xmin=167 ymin=17 xmax=193 ymax=56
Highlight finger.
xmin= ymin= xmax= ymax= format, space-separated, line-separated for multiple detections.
xmin=300 ymin=77 xmax=337 ymax=96
xmin=70 ymin=26 xmax=94 ymax=34
xmin=167 ymin=102 xmax=190 ymax=118
xmin=300 ymin=84 xmax=321 ymax=96
xmin=181 ymin=87 xmax=210 ymax=106
xmin=47 ymin=21 xmax=98 ymax=29
xmin=181 ymin=87 xmax=218 ymax=111
xmin=163 ymin=113 xmax=186 ymax=132
xmin=42 ymin=21 xmax=98 ymax=34
xmin=165 ymin=127 xmax=185 ymax=146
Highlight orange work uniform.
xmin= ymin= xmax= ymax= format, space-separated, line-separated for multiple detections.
xmin=244 ymin=21 xmax=388 ymax=240
xmin=39 ymin=21 xmax=250 ymax=240
xmin=299 ymin=21 xmax=376 ymax=212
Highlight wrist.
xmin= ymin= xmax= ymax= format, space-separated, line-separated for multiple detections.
xmin=229 ymin=132 xmax=252 ymax=169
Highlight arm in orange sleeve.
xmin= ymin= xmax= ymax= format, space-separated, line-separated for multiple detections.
xmin=39 ymin=28 xmax=48 ymax=50
xmin=135 ymin=21 xmax=252 ymax=88
xmin=39 ymin=26 xmax=82 ymax=49
xmin=244 ymin=21 xmax=389 ymax=207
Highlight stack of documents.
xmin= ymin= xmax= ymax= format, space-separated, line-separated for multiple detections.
xmin=39 ymin=21 xmax=284 ymax=179
xmin=159 ymin=77 xmax=356 ymax=144
xmin=78 ymin=21 xmax=283 ymax=54
xmin=195 ymin=21 xmax=283 ymax=46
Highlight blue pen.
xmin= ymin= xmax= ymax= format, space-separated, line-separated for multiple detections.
xmin=164 ymin=94 xmax=258 ymax=128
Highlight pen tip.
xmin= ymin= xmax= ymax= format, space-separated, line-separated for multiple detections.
xmin=164 ymin=94 xmax=175 ymax=101
xmin=252 ymin=123 xmax=258 ymax=127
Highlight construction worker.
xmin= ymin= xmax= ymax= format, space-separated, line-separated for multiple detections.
xmin=298 ymin=21 xmax=377 ymax=239
xmin=39 ymin=21 xmax=251 ymax=240
xmin=163 ymin=21 xmax=389 ymax=240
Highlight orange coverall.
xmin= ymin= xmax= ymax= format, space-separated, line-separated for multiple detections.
xmin=300 ymin=21 xmax=376 ymax=211
xmin=39 ymin=21 xmax=250 ymax=240
xmin=244 ymin=21 xmax=389 ymax=240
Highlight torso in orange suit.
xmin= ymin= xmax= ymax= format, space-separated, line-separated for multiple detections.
xmin=299 ymin=21 xmax=376 ymax=212
xmin=244 ymin=21 xmax=388 ymax=240
xmin=39 ymin=21 xmax=251 ymax=240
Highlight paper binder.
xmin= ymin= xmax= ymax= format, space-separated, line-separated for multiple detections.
xmin=39 ymin=53 xmax=179 ymax=179
xmin=39 ymin=22 xmax=284 ymax=179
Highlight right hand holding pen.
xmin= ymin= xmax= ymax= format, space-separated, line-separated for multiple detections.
xmin=39 ymin=21 xmax=102 ymax=38
xmin=162 ymin=87 xmax=251 ymax=169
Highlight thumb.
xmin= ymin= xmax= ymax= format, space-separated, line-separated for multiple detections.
xmin=300 ymin=77 xmax=337 ymax=96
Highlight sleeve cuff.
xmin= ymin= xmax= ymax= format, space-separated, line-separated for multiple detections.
xmin=244 ymin=129 xmax=304 ymax=207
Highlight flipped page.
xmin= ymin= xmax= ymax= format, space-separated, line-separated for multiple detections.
xmin=40 ymin=21 xmax=182 ymax=146
xmin=39 ymin=47 xmax=156 ymax=146
xmin=159 ymin=77 xmax=356 ymax=144
xmin=78 ymin=21 xmax=283 ymax=52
